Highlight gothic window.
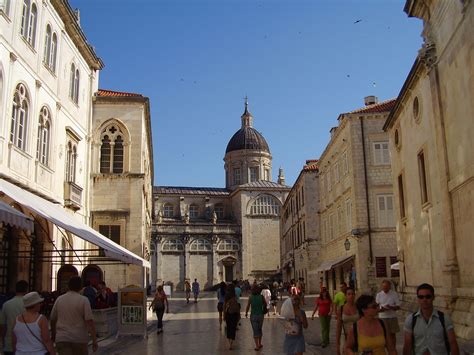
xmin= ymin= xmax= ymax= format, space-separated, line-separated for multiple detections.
xmin=163 ymin=203 xmax=174 ymax=218
xmin=99 ymin=123 xmax=128 ymax=174
xmin=189 ymin=204 xmax=199 ymax=219
xmin=43 ymin=25 xmax=57 ymax=72
xmin=249 ymin=194 xmax=281 ymax=216
xmin=65 ymin=141 xmax=77 ymax=182
xmin=190 ymin=239 xmax=211 ymax=252
xmin=36 ymin=106 xmax=51 ymax=165
xmin=10 ymin=83 xmax=29 ymax=151
xmin=162 ymin=239 xmax=184 ymax=252
xmin=217 ymin=239 xmax=239 ymax=252
xmin=214 ymin=204 xmax=224 ymax=219
xmin=21 ymin=0 xmax=37 ymax=47
xmin=69 ymin=64 xmax=80 ymax=103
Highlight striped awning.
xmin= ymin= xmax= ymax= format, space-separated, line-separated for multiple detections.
xmin=0 ymin=200 xmax=34 ymax=232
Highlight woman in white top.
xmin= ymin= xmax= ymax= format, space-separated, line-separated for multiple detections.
xmin=260 ymin=284 xmax=272 ymax=317
xmin=12 ymin=291 xmax=56 ymax=355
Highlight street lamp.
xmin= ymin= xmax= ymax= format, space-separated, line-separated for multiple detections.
xmin=344 ymin=237 xmax=351 ymax=251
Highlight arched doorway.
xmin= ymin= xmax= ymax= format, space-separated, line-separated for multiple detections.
xmin=81 ymin=265 xmax=103 ymax=287
xmin=56 ymin=264 xmax=78 ymax=293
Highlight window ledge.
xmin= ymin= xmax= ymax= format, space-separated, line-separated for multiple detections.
xmin=0 ymin=10 xmax=11 ymax=22
xmin=8 ymin=142 xmax=31 ymax=158
xmin=21 ymin=36 xmax=36 ymax=53
xmin=35 ymin=159 xmax=53 ymax=173
xmin=42 ymin=62 xmax=57 ymax=77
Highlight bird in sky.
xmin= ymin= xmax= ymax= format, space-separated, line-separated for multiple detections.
xmin=354 ymin=19 xmax=362 ymax=24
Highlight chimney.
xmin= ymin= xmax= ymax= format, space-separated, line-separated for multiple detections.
xmin=277 ymin=167 xmax=286 ymax=185
xmin=364 ymin=95 xmax=378 ymax=106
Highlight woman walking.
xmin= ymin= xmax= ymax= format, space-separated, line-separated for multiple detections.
xmin=283 ymin=294 xmax=308 ymax=355
xmin=336 ymin=287 xmax=358 ymax=355
xmin=12 ymin=291 xmax=56 ymax=355
xmin=344 ymin=294 xmax=397 ymax=355
xmin=260 ymin=284 xmax=271 ymax=317
xmin=217 ymin=281 xmax=227 ymax=329
xmin=245 ymin=285 xmax=267 ymax=351
xmin=149 ymin=285 xmax=169 ymax=334
xmin=223 ymin=286 xmax=240 ymax=350
xmin=311 ymin=287 xmax=332 ymax=348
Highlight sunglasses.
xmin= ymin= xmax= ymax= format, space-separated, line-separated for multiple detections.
xmin=417 ymin=294 xmax=433 ymax=300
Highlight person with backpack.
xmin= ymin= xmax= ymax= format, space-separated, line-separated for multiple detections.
xmin=149 ymin=285 xmax=169 ymax=334
xmin=344 ymin=294 xmax=397 ymax=354
xmin=223 ymin=286 xmax=240 ymax=350
xmin=402 ymin=283 xmax=459 ymax=355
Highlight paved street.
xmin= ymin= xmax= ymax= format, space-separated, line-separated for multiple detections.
xmin=95 ymin=292 xmax=406 ymax=355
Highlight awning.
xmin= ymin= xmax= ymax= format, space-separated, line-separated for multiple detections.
xmin=390 ymin=262 xmax=400 ymax=270
xmin=0 ymin=200 xmax=34 ymax=232
xmin=316 ymin=255 xmax=354 ymax=272
xmin=0 ymin=178 xmax=150 ymax=268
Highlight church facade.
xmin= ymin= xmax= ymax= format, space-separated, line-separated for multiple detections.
xmin=151 ymin=102 xmax=290 ymax=291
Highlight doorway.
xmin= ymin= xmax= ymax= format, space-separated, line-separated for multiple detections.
xmin=224 ymin=264 xmax=233 ymax=282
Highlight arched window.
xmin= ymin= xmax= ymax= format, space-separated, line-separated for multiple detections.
xmin=65 ymin=141 xmax=77 ymax=182
xmin=163 ymin=203 xmax=174 ymax=218
xmin=10 ymin=83 xmax=29 ymax=151
xmin=36 ymin=106 xmax=51 ymax=165
xmin=21 ymin=1 xmax=37 ymax=47
xmin=217 ymin=239 xmax=239 ymax=252
xmin=162 ymin=239 xmax=183 ymax=252
xmin=69 ymin=64 xmax=79 ymax=103
xmin=50 ymin=33 xmax=57 ymax=72
xmin=214 ymin=204 xmax=224 ymax=219
xmin=189 ymin=204 xmax=199 ymax=219
xmin=73 ymin=69 xmax=80 ymax=103
xmin=43 ymin=25 xmax=51 ymax=65
xmin=99 ymin=123 xmax=128 ymax=174
xmin=69 ymin=63 xmax=75 ymax=99
xmin=190 ymin=239 xmax=211 ymax=252
xmin=249 ymin=194 xmax=281 ymax=216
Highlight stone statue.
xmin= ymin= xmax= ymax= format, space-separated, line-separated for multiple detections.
xmin=184 ymin=213 xmax=190 ymax=224
xmin=212 ymin=211 xmax=217 ymax=225
xmin=157 ymin=209 xmax=163 ymax=223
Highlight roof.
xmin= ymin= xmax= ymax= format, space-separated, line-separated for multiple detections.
xmin=346 ymin=98 xmax=397 ymax=114
xmin=225 ymin=127 xmax=270 ymax=154
xmin=238 ymin=180 xmax=290 ymax=189
xmin=154 ymin=186 xmax=230 ymax=196
xmin=303 ymin=163 xmax=318 ymax=171
xmin=96 ymin=89 xmax=143 ymax=98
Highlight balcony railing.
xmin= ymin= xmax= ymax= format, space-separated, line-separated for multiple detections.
xmin=64 ymin=181 xmax=82 ymax=210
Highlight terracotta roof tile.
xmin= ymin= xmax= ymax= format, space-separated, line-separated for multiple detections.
xmin=96 ymin=89 xmax=143 ymax=97
xmin=347 ymin=98 xmax=396 ymax=114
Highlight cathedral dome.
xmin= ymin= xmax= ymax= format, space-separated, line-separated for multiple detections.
xmin=225 ymin=126 xmax=270 ymax=154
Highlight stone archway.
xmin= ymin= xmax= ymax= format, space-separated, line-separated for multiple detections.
xmin=219 ymin=256 xmax=237 ymax=282
xmin=57 ymin=264 xmax=78 ymax=293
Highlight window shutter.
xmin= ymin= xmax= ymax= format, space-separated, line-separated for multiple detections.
xmin=375 ymin=257 xmax=387 ymax=277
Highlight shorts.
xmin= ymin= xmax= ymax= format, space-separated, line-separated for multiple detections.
xmin=56 ymin=342 xmax=88 ymax=355
xmin=217 ymin=302 xmax=224 ymax=312
xmin=382 ymin=317 xmax=400 ymax=333
xmin=250 ymin=314 xmax=264 ymax=338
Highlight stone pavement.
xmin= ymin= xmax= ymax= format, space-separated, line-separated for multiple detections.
xmin=92 ymin=292 xmax=408 ymax=354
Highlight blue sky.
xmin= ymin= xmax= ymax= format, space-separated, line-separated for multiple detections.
xmin=70 ymin=0 xmax=423 ymax=187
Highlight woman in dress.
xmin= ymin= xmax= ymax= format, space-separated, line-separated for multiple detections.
xmin=311 ymin=287 xmax=332 ymax=348
xmin=336 ymin=287 xmax=358 ymax=355
xmin=245 ymin=284 xmax=267 ymax=351
xmin=12 ymin=291 xmax=56 ymax=355
xmin=223 ymin=286 xmax=240 ymax=350
xmin=149 ymin=285 xmax=169 ymax=334
xmin=345 ymin=294 xmax=397 ymax=355
xmin=217 ymin=281 xmax=227 ymax=329
xmin=283 ymin=294 xmax=308 ymax=355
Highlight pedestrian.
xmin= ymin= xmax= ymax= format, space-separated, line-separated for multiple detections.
xmin=95 ymin=281 xmax=112 ymax=309
xmin=0 ymin=280 xmax=29 ymax=355
xmin=184 ymin=280 xmax=191 ymax=304
xmin=12 ymin=291 xmax=56 ymax=355
xmin=50 ymin=276 xmax=98 ymax=354
xmin=283 ymin=294 xmax=308 ymax=355
xmin=311 ymin=286 xmax=332 ymax=348
xmin=245 ymin=284 xmax=267 ymax=351
xmin=376 ymin=280 xmax=401 ymax=347
xmin=345 ymin=294 xmax=397 ymax=355
xmin=233 ymin=280 xmax=242 ymax=326
xmin=333 ymin=281 xmax=347 ymax=319
xmin=298 ymin=278 xmax=306 ymax=305
xmin=217 ymin=281 xmax=227 ymax=329
xmin=335 ymin=287 xmax=358 ymax=355
xmin=402 ymin=283 xmax=459 ymax=355
xmin=270 ymin=284 xmax=279 ymax=315
xmin=150 ymin=285 xmax=169 ymax=334
xmin=260 ymin=284 xmax=271 ymax=317
xmin=82 ymin=280 xmax=97 ymax=309
xmin=192 ymin=278 xmax=200 ymax=303
xmin=223 ymin=286 xmax=240 ymax=350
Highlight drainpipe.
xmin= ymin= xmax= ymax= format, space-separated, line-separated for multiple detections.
xmin=360 ymin=117 xmax=373 ymax=264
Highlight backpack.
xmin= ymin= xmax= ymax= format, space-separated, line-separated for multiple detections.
xmin=412 ymin=311 xmax=450 ymax=353
xmin=225 ymin=298 xmax=240 ymax=314
xmin=352 ymin=319 xmax=386 ymax=353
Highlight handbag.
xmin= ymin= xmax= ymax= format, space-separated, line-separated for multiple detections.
xmin=21 ymin=314 xmax=50 ymax=355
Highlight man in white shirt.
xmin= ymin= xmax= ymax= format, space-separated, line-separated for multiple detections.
xmin=376 ymin=279 xmax=401 ymax=346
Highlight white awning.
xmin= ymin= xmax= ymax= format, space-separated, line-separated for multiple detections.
xmin=390 ymin=262 xmax=400 ymax=270
xmin=0 ymin=200 xmax=34 ymax=232
xmin=0 ymin=178 xmax=150 ymax=268
xmin=316 ymin=255 xmax=354 ymax=272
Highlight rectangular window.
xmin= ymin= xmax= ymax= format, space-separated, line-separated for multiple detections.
xmin=398 ymin=174 xmax=406 ymax=219
xmin=99 ymin=225 xmax=121 ymax=245
xmin=233 ymin=168 xmax=241 ymax=185
xmin=390 ymin=256 xmax=400 ymax=277
xmin=329 ymin=213 xmax=335 ymax=239
xmin=334 ymin=163 xmax=340 ymax=183
xmin=337 ymin=206 xmax=343 ymax=236
xmin=375 ymin=256 xmax=387 ymax=277
xmin=345 ymin=199 xmax=352 ymax=232
xmin=342 ymin=151 xmax=349 ymax=175
xmin=418 ymin=151 xmax=429 ymax=204
xmin=249 ymin=166 xmax=258 ymax=182
xmin=328 ymin=168 xmax=332 ymax=192
xmin=377 ymin=194 xmax=395 ymax=227
xmin=373 ymin=141 xmax=391 ymax=165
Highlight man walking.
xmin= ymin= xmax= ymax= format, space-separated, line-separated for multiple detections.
xmin=376 ymin=280 xmax=401 ymax=346
xmin=184 ymin=279 xmax=191 ymax=304
xmin=403 ymin=283 xmax=459 ymax=355
xmin=51 ymin=276 xmax=98 ymax=354
xmin=192 ymin=278 xmax=200 ymax=303
xmin=0 ymin=280 xmax=28 ymax=355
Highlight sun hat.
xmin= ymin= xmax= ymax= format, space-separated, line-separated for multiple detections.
xmin=23 ymin=291 xmax=44 ymax=307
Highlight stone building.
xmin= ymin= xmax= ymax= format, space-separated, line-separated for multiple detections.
xmin=152 ymin=101 xmax=290 ymax=290
xmin=384 ymin=0 xmax=474 ymax=340
xmin=280 ymin=160 xmax=320 ymax=294
xmin=317 ymin=97 xmax=399 ymax=296
xmin=0 ymin=0 xmax=149 ymax=293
